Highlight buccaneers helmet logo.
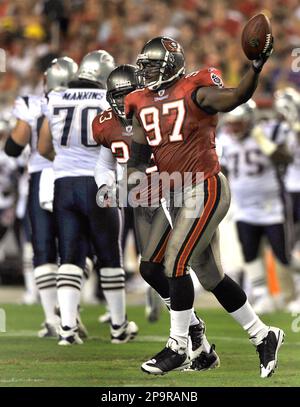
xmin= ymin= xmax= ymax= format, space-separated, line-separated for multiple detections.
xmin=162 ymin=39 xmax=181 ymax=53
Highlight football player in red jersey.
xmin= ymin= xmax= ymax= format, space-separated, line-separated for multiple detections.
xmin=93 ymin=64 xmax=220 ymax=371
xmin=125 ymin=36 xmax=284 ymax=377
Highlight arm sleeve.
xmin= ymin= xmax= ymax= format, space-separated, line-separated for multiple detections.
xmin=4 ymin=137 xmax=26 ymax=157
xmin=94 ymin=146 xmax=117 ymax=188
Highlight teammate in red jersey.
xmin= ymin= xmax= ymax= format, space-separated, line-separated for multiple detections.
xmin=125 ymin=36 xmax=284 ymax=377
xmin=93 ymin=64 xmax=220 ymax=370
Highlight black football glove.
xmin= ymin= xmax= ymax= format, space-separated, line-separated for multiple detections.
xmin=252 ymin=35 xmax=274 ymax=73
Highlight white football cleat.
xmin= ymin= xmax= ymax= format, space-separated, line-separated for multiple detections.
xmin=286 ymin=297 xmax=300 ymax=313
xmin=110 ymin=320 xmax=138 ymax=344
xmin=58 ymin=325 xmax=83 ymax=346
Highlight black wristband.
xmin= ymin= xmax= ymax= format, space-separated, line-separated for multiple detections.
xmin=252 ymin=62 xmax=262 ymax=74
xmin=4 ymin=136 xmax=25 ymax=157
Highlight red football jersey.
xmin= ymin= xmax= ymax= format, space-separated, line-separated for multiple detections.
xmin=92 ymin=107 xmax=132 ymax=164
xmin=125 ymin=67 xmax=223 ymax=181
xmin=92 ymin=107 xmax=159 ymax=205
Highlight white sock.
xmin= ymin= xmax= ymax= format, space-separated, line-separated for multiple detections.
xmin=100 ymin=268 xmax=126 ymax=327
xmin=34 ymin=264 xmax=58 ymax=324
xmin=170 ymin=308 xmax=192 ymax=351
xmin=57 ymin=264 xmax=83 ymax=328
xmin=23 ymin=243 xmax=37 ymax=296
xmin=161 ymin=297 xmax=199 ymax=327
xmin=190 ymin=308 xmax=200 ymax=326
xmin=244 ymin=258 xmax=268 ymax=301
xmin=230 ymin=300 xmax=269 ymax=345
xmin=24 ymin=271 xmax=38 ymax=296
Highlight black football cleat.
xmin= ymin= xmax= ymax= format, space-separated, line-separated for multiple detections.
xmin=189 ymin=320 xmax=205 ymax=360
xmin=256 ymin=327 xmax=285 ymax=378
xmin=187 ymin=344 xmax=220 ymax=371
xmin=141 ymin=337 xmax=190 ymax=375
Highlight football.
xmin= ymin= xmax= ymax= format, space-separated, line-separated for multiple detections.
xmin=241 ymin=13 xmax=272 ymax=60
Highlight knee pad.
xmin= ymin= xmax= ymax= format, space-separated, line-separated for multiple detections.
xmin=57 ymin=264 xmax=83 ymax=291
xmin=34 ymin=263 xmax=58 ymax=290
xmin=140 ymin=261 xmax=164 ymax=282
xmin=100 ymin=267 xmax=125 ymax=291
xmin=140 ymin=261 xmax=169 ymax=298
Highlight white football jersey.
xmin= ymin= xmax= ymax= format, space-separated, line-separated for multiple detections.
xmin=218 ymin=120 xmax=288 ymax=225
xmin=12 ymin=95 xmax=52 ymax=174
xmin=44 ymin=88 xmax=109 ymax=179
xmin=285 ymin=131 xmax=300 ymax=193
xmin=0 ymin=148 xmax=17 ymax=209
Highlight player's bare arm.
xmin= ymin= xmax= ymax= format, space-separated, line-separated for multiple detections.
xmin=38 ymin=117 xmax=55 ymax=161
xmin=196 ymin=68 xmax=260 ymax=114
xmin=4 ymin=119 xmax=30 ymax=157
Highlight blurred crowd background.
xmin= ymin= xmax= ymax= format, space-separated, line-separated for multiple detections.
xmin=0 ymin=0 xmax=299 ymax=293
xmin=0 ymin=0 xmax=300 ymax=107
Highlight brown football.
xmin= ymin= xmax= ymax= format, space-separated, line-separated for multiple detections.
xmin=241 ymin=13 xmax=272 ymax=60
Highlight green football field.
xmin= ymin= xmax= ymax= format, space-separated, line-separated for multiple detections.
xmin=0 ymin=304 xmax=299 ymax=387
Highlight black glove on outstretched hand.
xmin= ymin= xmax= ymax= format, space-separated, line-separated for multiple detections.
xmin=252 ymin=35 xmax=274 ymax=73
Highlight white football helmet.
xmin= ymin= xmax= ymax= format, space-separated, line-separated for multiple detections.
xmin=274 ymin=87 xmax=300 ymax=129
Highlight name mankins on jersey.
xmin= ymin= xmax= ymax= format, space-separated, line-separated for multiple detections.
xmin=13 ymin=95 xmax=52 ymax=174
xmin=44 ymin=88 xmax=109 ymax=179
xmin=125 ymin=68 xmax=223 ymax=184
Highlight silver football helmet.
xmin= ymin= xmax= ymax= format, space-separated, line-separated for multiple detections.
xmin=45 ymin=56 xmax=78 ymax=92
xmin=77 ymin=50 xmax=115 ymax=88
xmin=274 ymin=87 xmax=300 ymax=129
xmin=136 ymin=36 xmax=185 ymax=91
xmin=224 ymin=99 xmax=256 ymax=138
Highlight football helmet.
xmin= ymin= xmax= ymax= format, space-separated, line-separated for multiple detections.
xmin=77 ymin=50 xmax=115 ymax=88
xmin=224 ymin=99 xmax=256 ymax=139
xmin=45 ymin=57 xmax=78 ymax=92
xmin=106 ymin=64 xmax=138 ymax=122
xmin=274 ymin=87 xmax=300 ymax=129
xmin=136 ymin=36 xmax=185 ymax=91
